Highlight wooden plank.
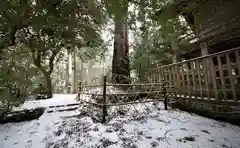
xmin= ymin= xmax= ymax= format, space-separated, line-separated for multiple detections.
xmin=217 ymin=55 xmax=228 ymax=100
xmin=180 ymin=65 xmax=186 ymax=96
xmin=168 ymin=67 xmax=172 ymax=88
xmin=186 ymin=62 xmax=191 ymax=97
xmin=210 ymin=58 xmax=219 ymax=100
xmin=157 ymin=68 xmax=162 ymax=91
xmin=157 ymin=47 xmax=240 ymax=70
xmin=164 ymin=67 xmax=168 ymax=87
xmin=203 ymin=59 xmax=210 ymax=99
xmin=226 ymin=53 xmax=237 ymax=101
xmin=162 ymin=68 xmax=165 ymax=86
xmin=172 ymin=66 xmax=177 ymax=97
xmin=150 ymin=70 xmax=153 ymax=83
xmin=190 ymin=62 xmax=197 ymax=95
xmin=154 ymin=70 xmax=157 ymax=83
xmin=161 ymin=68 xmax=166 ymax=91
xmin=161 ymin=67 xmax=165 ymax=83
xmin=235 ymin=51 xmax=240 ymax=77
xmin=155 ymin=69 xmax=158 ymax=83
xmin=196 ymin=60 xmax=203 ymax=98
xmin=151 ymin=70 xmax=156 ymax=91
xmin=146 ymin=70 xmax=150 ymax=83
xmin=176 ymin=65 xmax=181 ymax=95
xmin=167 ymin=66 xmax=172 ymax=95
xmin=148 ymin=70 xmax=154 ymax=91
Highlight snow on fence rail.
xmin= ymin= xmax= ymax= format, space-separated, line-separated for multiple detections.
xmin=77 ymin=76 xmax=173 ymax=123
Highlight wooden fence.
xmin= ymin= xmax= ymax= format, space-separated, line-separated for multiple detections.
xmin=145 ymin=47 xmax=240 ymax=105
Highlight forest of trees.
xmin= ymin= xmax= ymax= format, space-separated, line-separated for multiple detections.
xmin=0 ymin=0 xmax=194 ymax=110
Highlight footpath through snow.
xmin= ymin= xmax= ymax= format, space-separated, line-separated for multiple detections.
xmin=1 ymin=93 xmax=240 ymax=148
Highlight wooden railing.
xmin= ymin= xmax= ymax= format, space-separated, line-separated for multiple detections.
xmin=145 ymin=47 xmax=240 ymax=104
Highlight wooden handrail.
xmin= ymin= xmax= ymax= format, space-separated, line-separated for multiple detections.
xmin=148 ymin=46 xmax=240 ymax=70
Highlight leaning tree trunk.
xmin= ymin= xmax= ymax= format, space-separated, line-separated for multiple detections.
xmin=112 ymin=2 xmax=130 ymax=84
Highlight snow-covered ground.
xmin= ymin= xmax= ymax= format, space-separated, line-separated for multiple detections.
xmin=12 ymin=94 xmax=77 ymax=111
xmin=1 ymin=92 xmax=240 ymax=148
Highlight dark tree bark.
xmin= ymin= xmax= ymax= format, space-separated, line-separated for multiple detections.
xmin=32 ymin=50 xmax=56 ymax=98
xmin=71 ymin=49 xmax=77 ymax=93
xmin=171 ymin=39 xmax=181 ymax=63
xmin=43 ymin=71 xmax=53 ymax=98
xmin=112 ymin=1 xmax=130 ymax=84
xmin=65 ymin=49 xmax=70 ymax=93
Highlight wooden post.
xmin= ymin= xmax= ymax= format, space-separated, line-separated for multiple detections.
xmin=180 ymin=65 xmax=185 ymax=96
xmin=176 ymin=65 xmax=181 ymax=95
xmin=235 ymin=51 xmax=240 ymax=72
xmin=226 ymin=54 xmax=237 ymax=100
xmin=78 ymin=81 xmax=82 ymax=98
xmin=201 ymin=42 xmax=211 ymax=98
xmin=190 ymin=62 xmax=197 ymax=96
xmin=168 ymin=67 xmax=172 ymax=96
xmin=186 ymin=67 xmax=191 ymax=97
xmin=163 ymin=82 xmax=168 ymax=110
xmin=217 ymin=55 xmax=227 ymax=100
xmin=173 ymin=65 xmax=178 ymax=98
xmin=78 ymin=81 xmax=82 ymax=92
xmin=203 ymin=59 xmax=210 ymax=99
xmin=102 ymin=76 xmax=107 ymax=123
xmin=196 ymin=60 xmax=203 ymax=98
xmin=209 ymin=59 xmax=219 ymax=100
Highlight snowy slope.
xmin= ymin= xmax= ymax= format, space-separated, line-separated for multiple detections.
xmin=1 ymin=92 xmax=240 ymax=148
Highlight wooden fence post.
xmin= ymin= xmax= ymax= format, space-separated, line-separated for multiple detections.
xmin=102 ymin=76 xmax=107 ymax=123
xmin=163 ymin=82 xmax=168 ymax=110
xmin=78 ymin=81 xmax=82 ymax=98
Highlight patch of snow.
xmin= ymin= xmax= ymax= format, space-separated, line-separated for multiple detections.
xmin=13 ymin=94 xmax=77 ymax=111
xmin=82 ymin=86 xmax=126 ymax=95
xmin=1 ymin=94 xmax=240 ymax=148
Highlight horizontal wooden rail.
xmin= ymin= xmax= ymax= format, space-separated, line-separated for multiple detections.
xmin=80 ymin=91 xmax=165 ymax=96
xmin=145 ymin=47 xmax=240 ymax=104
xmin=104 ymin=98 xmax=165 ymax=106
xmin=148 ymin=46 xmax=240 ymax=69
xmin=106 ymin=83 xmax=164 ymax=86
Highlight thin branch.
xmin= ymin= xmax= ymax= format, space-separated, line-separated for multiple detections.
xmin=164 ymin=128 xmax=178 ymax=145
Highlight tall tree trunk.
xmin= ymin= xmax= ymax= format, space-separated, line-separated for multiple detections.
xmin=43 ymin=71 xmax=53 ymax=98
xmin=33 ymin=58 xmax=53 ymax=98
xmin=80 ymin=60 xmax=83 ymax=84
xmin=112 ymin=1 xmax=130 ymax=84
xmin=138 ymin=0 xmax=147 ymax=82
xmin=171 ymin=39 xmax=181 ymax=63
xmin=69 ymin=7 xmax=77 ymax=93
xmin=65 ymin=49 xmax=70 ymax=93
xmin=71 ymin=48 xmax=77 ymax=93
